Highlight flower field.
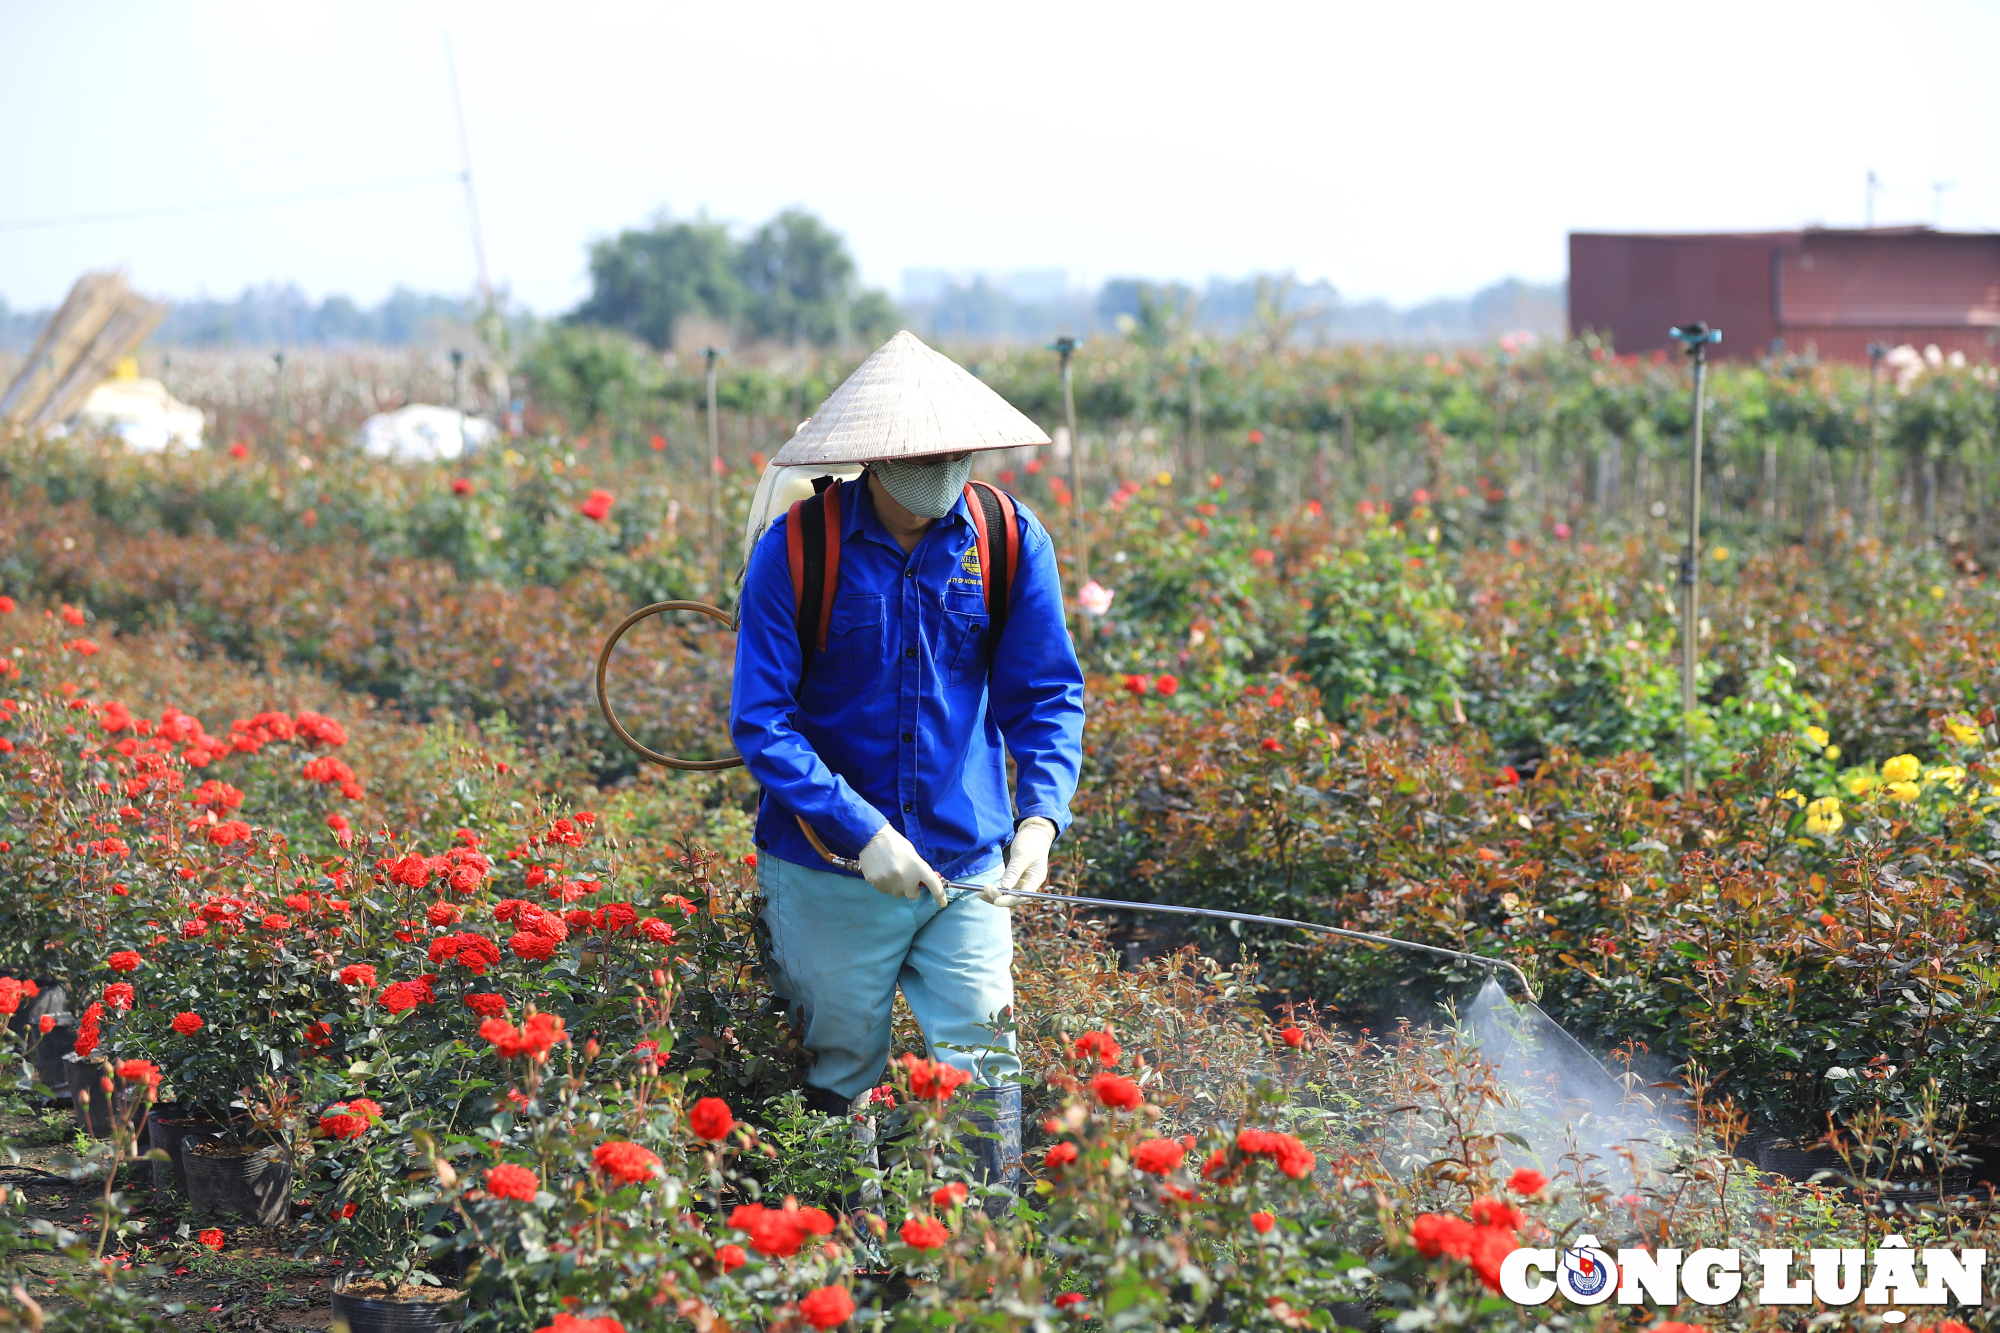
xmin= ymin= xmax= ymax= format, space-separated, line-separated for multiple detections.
xmin=1 ymin=339 xmax=1998 ymax=1330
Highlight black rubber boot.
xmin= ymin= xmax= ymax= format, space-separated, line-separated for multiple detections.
xmin=963 ymin=1084 xmax=1022 ymax=1195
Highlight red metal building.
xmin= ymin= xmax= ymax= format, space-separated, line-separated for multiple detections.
xmin=1568 ymin=227 xmax=2000 ymax=364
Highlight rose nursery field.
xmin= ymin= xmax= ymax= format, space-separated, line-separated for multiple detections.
xmin=0 ymin=339 xmax=1998 ymax=1331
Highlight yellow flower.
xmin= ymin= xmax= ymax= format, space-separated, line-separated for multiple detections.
xmin=1805 ymin=796 xmax=1843 ymax=835
xmin=1776 ymin=788 xmax=1806 ymax=807
xmin=1881 ymin=754 xmax=1920 ymax=783
xmin=1925 ymin=765 xmax=1966 ymax=790
xmin=1844 ymin=771 xmax=1877 ymax=797
xmin=1824 ymin=744 xmax=1841 ymax=761
xmin=1711 ymin=546 xmax=1730 ymax=561
xmin=1804 ymin=726 xmax=1830 ymax=750
xmin=1156 ymin=471 xmax=1174 ymax=487
xmin=1887 ymin=780 xmax=1921 ymax=803
xmin=1944 ymin=716 xmax=1983 ymax=747
xmin=1929 ymin=584 xmax=1946 ymax=600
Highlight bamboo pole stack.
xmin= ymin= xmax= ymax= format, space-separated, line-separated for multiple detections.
xmin=0 ymin=271 xmax=169 ymax=432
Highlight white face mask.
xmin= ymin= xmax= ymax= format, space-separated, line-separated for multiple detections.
xmin=870 ymin=456 xmax=974 ymax=519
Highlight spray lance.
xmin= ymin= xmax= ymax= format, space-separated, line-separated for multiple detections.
xmin=596 ymin=600 xmax=1537 ymax=1002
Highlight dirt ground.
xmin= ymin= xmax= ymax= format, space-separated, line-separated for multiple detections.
xmin=3 ymin=1105 xmax=340 ymax=1331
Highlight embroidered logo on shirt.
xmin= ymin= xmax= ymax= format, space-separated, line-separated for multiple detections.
xmin=959 ymin=546 xmax=982 ymax=576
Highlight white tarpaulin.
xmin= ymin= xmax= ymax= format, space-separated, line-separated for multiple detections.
xmin=76 ymin=376 xmax=205 ymax=452
xmin=359 ymin=404 xmax=496 ymax=461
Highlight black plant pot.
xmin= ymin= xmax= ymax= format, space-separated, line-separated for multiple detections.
xmin=64 ymin=1055 xmax=125 ymax=1137
xmin=329 ymin=1274 xmax=463 ymax=1333
xmin=182 ymin=1141 xmax=291 ymax=1226
xmin=30 ymin=1018 xmax=72 ymax=1097
xmin=148 ymin=1116 xmax=222 ymax=1199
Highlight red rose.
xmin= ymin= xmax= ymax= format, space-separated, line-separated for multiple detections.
xmin=1507 ymin=1167 xmax=1548 ymax=1197
xmin=716 ymin=1242 xmax=747 ymax=1273
xmin=483 ymin=1164 xmax=538 ymax=1201
xmin=116 ymin=1059 xmax=162 ymax=1089
xmin=1251 ymin=1211 xmax=1276 ymax=1234
xmin=688 ymin=1096 xmax=735 ymax=1142
xmin=196 ymin=1228 xmax=225 ymax=1251
xmin=1279 ymin=1025 xmax=1305 ymax=1048
xmin=592 ymin=1140 xmax=661 ymax=1186
xmin=1044 ymin=1142 xmax=1078 ymax=1170
xmin=1154 ymin=673 xmax=1179 ymax=696
xmin=481 ymin=1013 xmax=565 ymax=1061
xmin=798 ymin=1285 xmax=854 ymax=1329
xmin=1131 ymin=1138 xmax=1186 ymax=1175
xmin=899 ymin=1052 xmax=972 ymax=1102
xmin=107 ymin=950 xmax=143 ymax=973
xmin=899 ymin=1216 xmax=949 ymax=1250
xmin=1470 ymin=1196 xmax=1525 ymax=1232
xmin=1071 ymin=1030 xmax=1121 ymax=1065
xmin=1090 ymin=1072 xmax=1143 ymax=1111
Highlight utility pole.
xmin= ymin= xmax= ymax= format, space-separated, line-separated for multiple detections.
xmin=450 ymin=348 xmax=466 ymax=457
xmin=444 ymin=32 xmax=492 ymax=306
xmin=1187 ymin=351 xmax=1203 ymax=480
xmin=705 ymin=346 xmax=726 ymax=600
xmin=1052 ymin=337 xmax=1085 ymax=597
xmin=1932 ymin=180 xmax=1955 ymax=228
xmin=271 ymin=351 xmax=286 ymax=456
xmin=1671 ymin=322 xmax=1721 ymax=798
xmin=1865 ymin=342 xmax=1886 ymax=537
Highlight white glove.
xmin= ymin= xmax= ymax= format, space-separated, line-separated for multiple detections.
xmin=983 ymin=817 xmax=1056 ymax=907
xmin=858 ymin=824 xmax=947 ymax=908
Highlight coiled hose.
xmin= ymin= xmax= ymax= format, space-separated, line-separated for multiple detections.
xmin=595 ymin=601 xmax=1536 ymax=1000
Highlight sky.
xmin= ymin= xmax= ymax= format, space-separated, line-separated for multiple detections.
xmin=1 ymin=0 xmax=1994 ymax=315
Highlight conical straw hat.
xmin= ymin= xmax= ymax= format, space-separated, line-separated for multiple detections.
xmin=770 ymin=330 xmax=1051 ymax=466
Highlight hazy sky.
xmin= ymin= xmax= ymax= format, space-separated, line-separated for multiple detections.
xmin=2 ymin=0 xmax=1993 ymax=314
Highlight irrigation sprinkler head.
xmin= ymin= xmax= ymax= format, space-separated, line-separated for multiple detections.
xmin=1049 ymin=336 xmax=1079 ymax=364
xmin=1668 ymin=324 xmax=1723 ymax=358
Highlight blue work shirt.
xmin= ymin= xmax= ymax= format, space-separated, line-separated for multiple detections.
xmin=729 ymin=478 xmax=1085 ymax=882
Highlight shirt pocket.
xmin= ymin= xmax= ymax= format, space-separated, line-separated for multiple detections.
xmin=819 ymin=593 xmax=885 ymax=694
xmin=942 ymin=607 xmax=990 ymax=687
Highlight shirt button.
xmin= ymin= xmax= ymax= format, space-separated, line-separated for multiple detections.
xmin=902 ymin=732 xmax=914 ymax=743
xmin=904 ymin=569 xmax=915 ymax=578
xmin=904 ymin=647 xmax=916 ymax=658
xmin=902 ymin=801 xmax=914 ymax=813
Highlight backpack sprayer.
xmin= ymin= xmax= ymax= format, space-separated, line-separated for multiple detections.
xmin=593 ymin=597 xmax=1537 ymax=1002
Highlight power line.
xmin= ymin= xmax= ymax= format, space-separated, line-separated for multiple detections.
xmin=0 ymin=173 xmax=465 ymax=233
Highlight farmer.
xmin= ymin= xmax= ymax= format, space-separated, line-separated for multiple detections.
xmin=730 ymin=331 xmax=1085 ymax=1189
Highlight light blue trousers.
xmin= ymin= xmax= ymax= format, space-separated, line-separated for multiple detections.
xmin=757 ymin=853 xmax=1018 ymax=1102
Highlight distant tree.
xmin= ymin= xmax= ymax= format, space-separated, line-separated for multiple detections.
xmin=519 ymin=324 xmax=662 ymax=427
xmin=848 ymin=289 xmax=902 ymax=344
xmin=1099 ymin=279 xmax=1196 ymax=349
xmin=734 ymin=208 xmax=865 ymax=347
xmin=570 ymin=215 xmax=743 ymax=350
